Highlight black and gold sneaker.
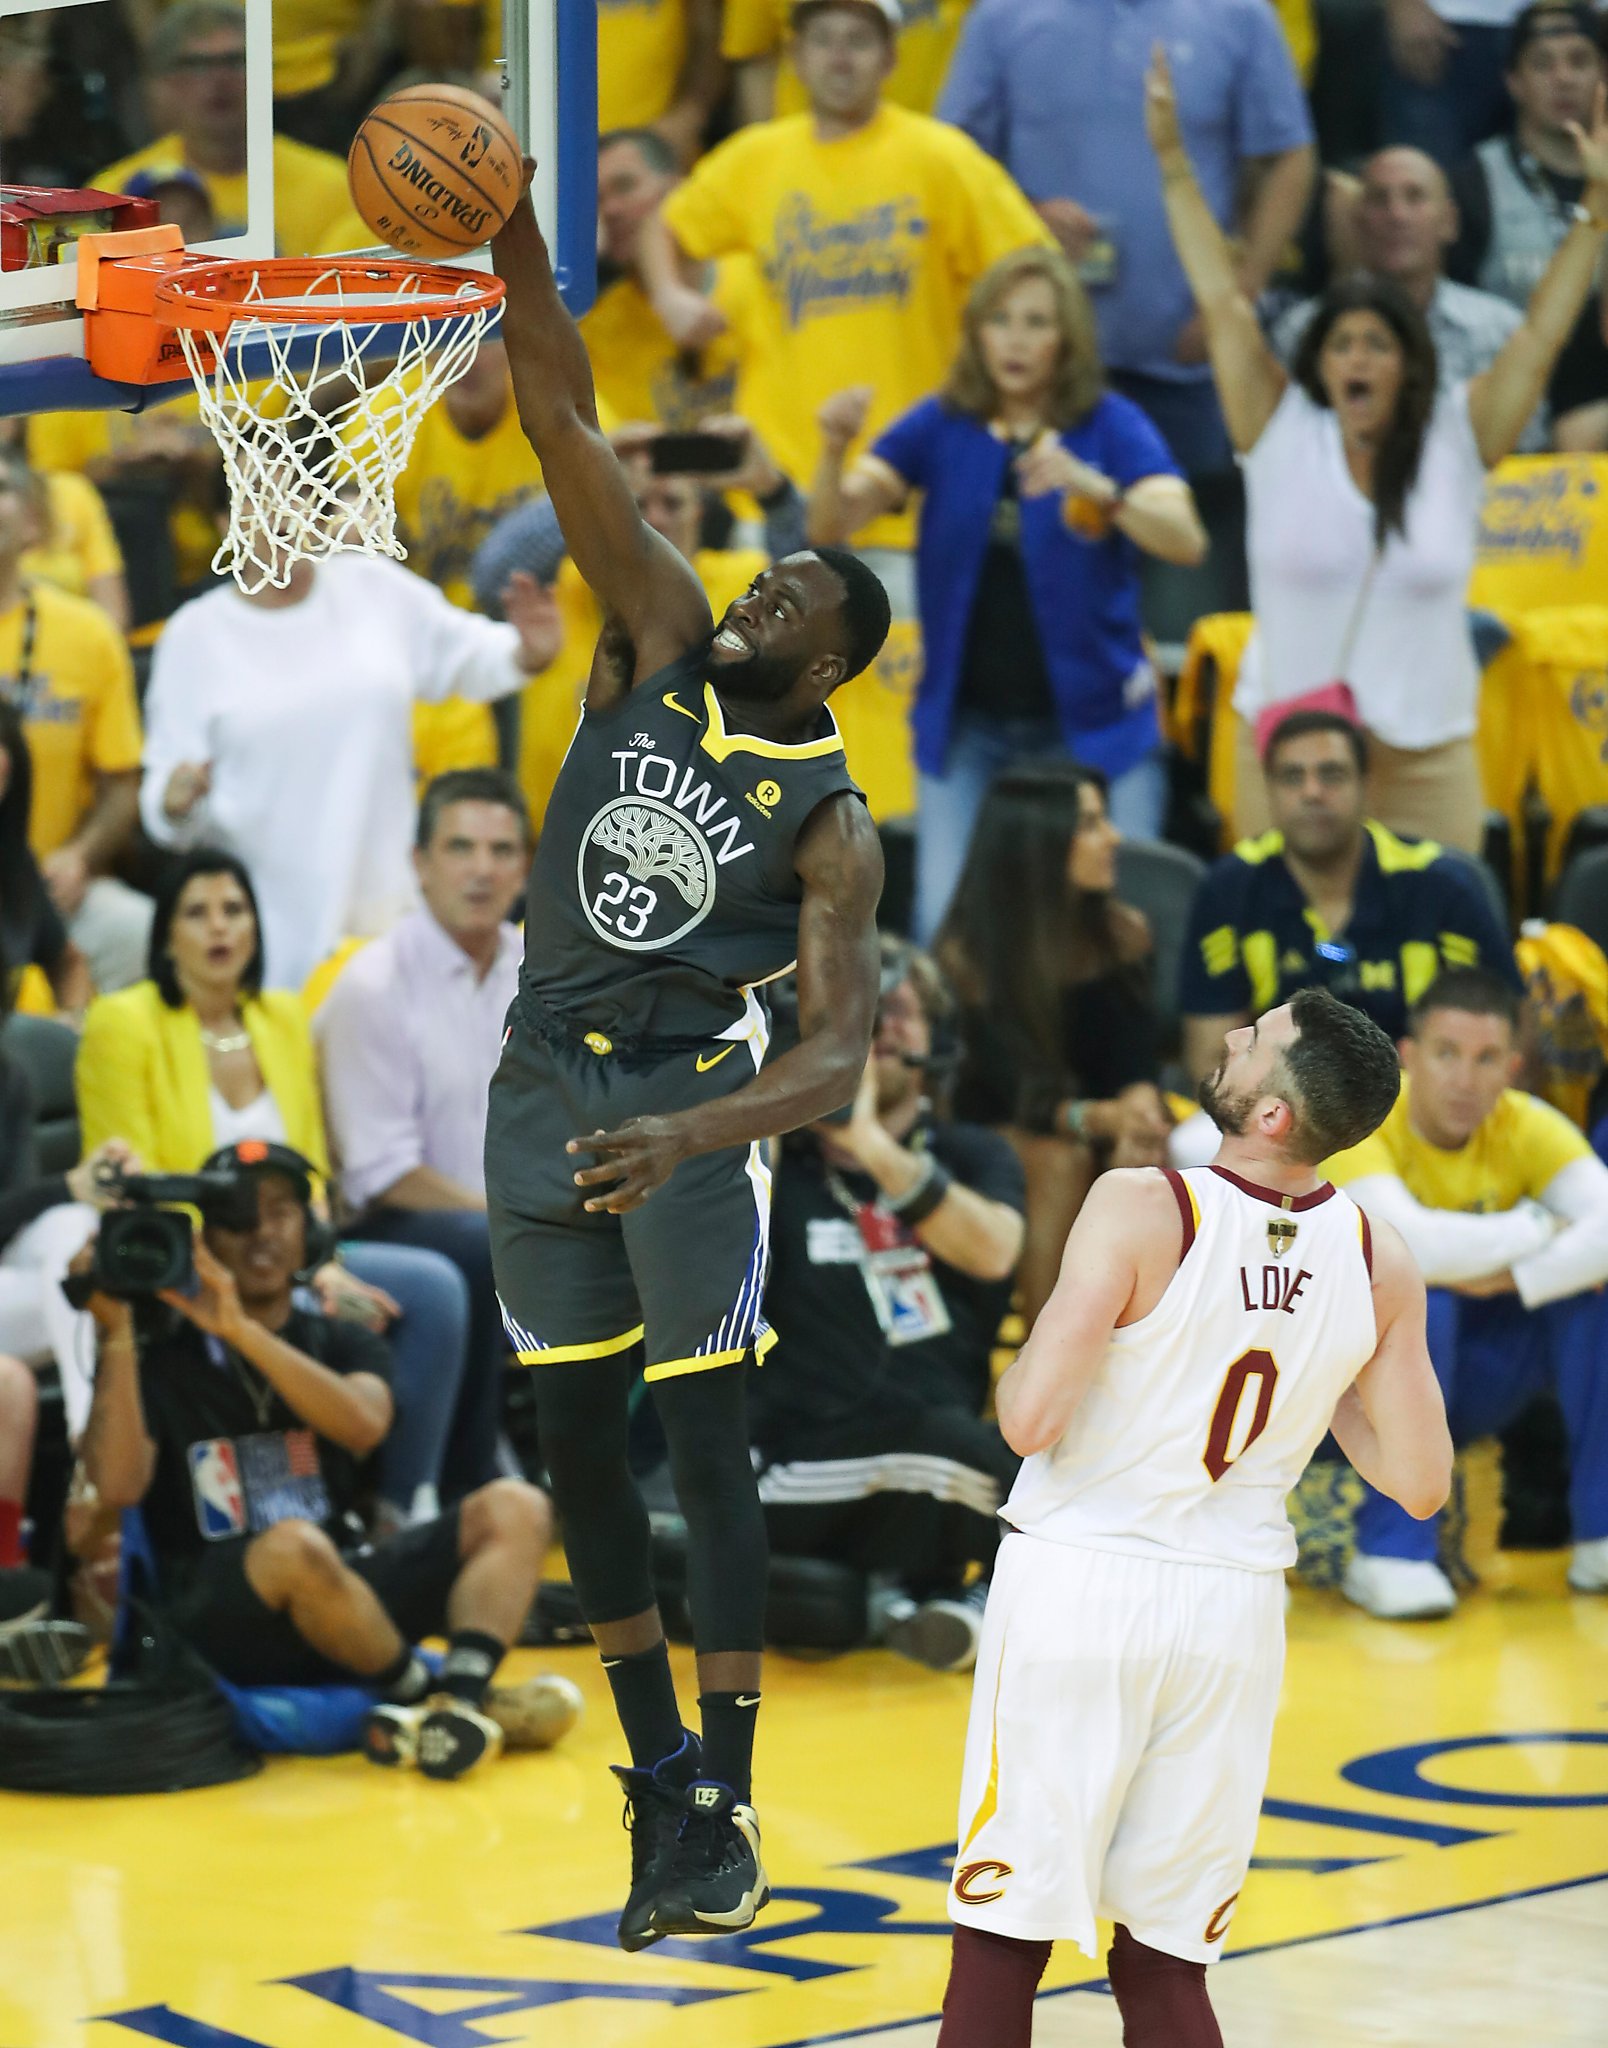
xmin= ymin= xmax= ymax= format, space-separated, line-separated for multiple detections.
xmin=362 ymin=1700 xmax=424 ymax=1769
xmin=649 ymin=1780 xmax=770 ymax=1936
xmin=415 ymin=1696 xmax=504 ymax=1778
xmin=612 ymin=1731 xmax=701 ymax=1953
xmin=363 ymin=1695 xmax=504 ymax=1777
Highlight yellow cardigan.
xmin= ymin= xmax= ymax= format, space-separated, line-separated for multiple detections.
xmin=76 ymin=980 xmax=329 ymax=1176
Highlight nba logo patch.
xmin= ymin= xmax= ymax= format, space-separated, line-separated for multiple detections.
xmin=189 ymin=1439 xmax=246 ymax=1540
xmin=1267 ymin=1217 xmax=1298 ymax=1258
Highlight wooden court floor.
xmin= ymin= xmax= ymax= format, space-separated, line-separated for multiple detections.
xmin=7 ymin=1548 xmax=1608 ymax=2048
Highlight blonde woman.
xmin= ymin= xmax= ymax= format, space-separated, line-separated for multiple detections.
xmin=809 ymin=245 xmax=1205 ymax=941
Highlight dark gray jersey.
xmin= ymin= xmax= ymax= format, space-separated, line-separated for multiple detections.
xmin=520 ymin=649 xmax=865 ymax=1040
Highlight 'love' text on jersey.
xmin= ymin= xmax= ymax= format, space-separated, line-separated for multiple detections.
xmin=1239 ymin=1265 xmax=1313 ymax=1315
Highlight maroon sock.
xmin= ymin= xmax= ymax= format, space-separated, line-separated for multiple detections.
xmin=1106 ymin=1924 xmax=1222 ymax=2048
xmin=936 ymin=1924 xmax=1052 ymax=2048
xmin=0 ymin=1500 xmax=23 ymax=1569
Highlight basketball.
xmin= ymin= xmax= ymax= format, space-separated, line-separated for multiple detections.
xmin=348 ymin=84 xmax=522 ymax=260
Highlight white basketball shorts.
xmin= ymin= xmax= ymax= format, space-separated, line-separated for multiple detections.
xmin=947 ymin=1531 xmax=1285 ymax=1963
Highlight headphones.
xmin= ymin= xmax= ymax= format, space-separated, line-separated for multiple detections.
xmin=198 ymin=1139 xmax=338 ymax=1282
xmin=766 ymin=937 xmax=966 ymax=1083
xmin=877 ymin=936 xmax=964 ymax=1085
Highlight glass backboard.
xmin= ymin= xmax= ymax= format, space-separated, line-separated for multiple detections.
xmin=0 ymin=0 xmax=595 ymax=411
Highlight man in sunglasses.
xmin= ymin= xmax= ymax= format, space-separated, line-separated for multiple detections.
xmin=1180 ymin=709 xmax=1521 ymax=1088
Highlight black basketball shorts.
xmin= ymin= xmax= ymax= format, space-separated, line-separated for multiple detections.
xmin=169 ymin=1510 xmax=465 ymax=1687
xmin=484 ymin=1006 xmax=776 ymax=1384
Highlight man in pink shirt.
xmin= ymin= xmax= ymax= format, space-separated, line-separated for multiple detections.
xmin=316 ymin=770 xmax=531 ymax=1501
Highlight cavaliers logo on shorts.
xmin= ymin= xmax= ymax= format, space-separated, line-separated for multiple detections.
xmin=1203 ymin=1891 xmax=1240 ymax=1943
xmin=952 ymin=1859 xmax=1014 ymax=1905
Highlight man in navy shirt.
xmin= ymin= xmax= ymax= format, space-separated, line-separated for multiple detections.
xmin=939 ymin=0 xmax=1315 ymax=477
xmin=1179 ymin=711 xmax=1520 ymax=1085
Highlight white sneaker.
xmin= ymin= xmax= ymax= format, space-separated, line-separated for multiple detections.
xmin=1342 ymin=1553 xmax=1458 ymax=1621
xmin=884 ymin=1583 xmax=989 ymax=1672
xmin=1567 ymin=1536 xmax=1608 ymax=1593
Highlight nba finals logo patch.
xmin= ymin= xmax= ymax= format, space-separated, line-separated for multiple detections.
xmin=1267 ymin=1218 xmax=1298 ymax=1258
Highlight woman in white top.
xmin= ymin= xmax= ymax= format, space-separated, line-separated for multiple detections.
xmin=1147 ymin=48 xmax=1608 ymax=851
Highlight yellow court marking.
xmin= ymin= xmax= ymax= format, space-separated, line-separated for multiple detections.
xmin=6 ymin=1557 xmax=1607 ymax=2048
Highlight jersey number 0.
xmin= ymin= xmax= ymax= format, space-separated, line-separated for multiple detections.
xmin=1203 ymin=1348 xmax=1279 ymax=1481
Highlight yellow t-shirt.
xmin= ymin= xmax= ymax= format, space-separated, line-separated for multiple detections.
xmin=599 ymin=0 xmax=689 ymax=129
xmin=1477 ymin=605 xmax=1608 ymax=883
xmin=722 ymin=0 xmax=974 ymax=117
xmin=93 ymin=133 xmax=367 ymax=258
xmin=412 ymin=697 xmax=498 ymax=790
xmin=580 ymin=261 xmax=752 ymax=430
xmin=23 ymin=473 xmax=124 ymax=603
xmin=26 ymin=404 xmax=222 ymax=602
xmin=1273 ymin=0 xmax=1317 ymax=84
xmin=831 ymin=614 xmax=920 ymax=823
xmin=271 ymin=0 xmax=365 ymax=98
xmin=392 ymin=394 xmax=545 ymax=612
xmin=391 ymin=389 xmax=544 ymax=786
xmin=1468 ymin=456 xmax=1608 ymax=617
xmin=1325 ymin=1080 xmax=1590 ymax=1214
xmin=462 ymin=0 xmax=688 ymax=124
xmin=0 ymin=583 xmax=142 ymax=856
xmin=519 ymin=546 xmax=768 ymax=828
xmin=662 ymin=106 xmax=1051 ymax=546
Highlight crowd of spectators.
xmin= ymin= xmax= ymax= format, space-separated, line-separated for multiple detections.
xmin=4 ymin=0 xmax=1608 ymax=1718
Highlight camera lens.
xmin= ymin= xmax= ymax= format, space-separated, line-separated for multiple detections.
xmin=104 ymin=1220 xmax=178 ymax=1286
xmin=95 ymin=1211 xmax=194 ymax=1297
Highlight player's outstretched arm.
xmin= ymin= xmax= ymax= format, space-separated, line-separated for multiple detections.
xmin=566 ymin=795 xmax=883 ymax=1212
xmin=1329 ymin=1218 xmax=1453 ymax=1520
xmin=490 ymin=169 xmax=709 ymax=683
xmin=994 ymin=1170 xmax=1165 ymax=1457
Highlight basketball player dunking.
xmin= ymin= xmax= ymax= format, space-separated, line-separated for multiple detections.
xmin=483 ymin=178 xmax=889 ymax=1949
xmin=936 ymin=990 xmax=1454 ymax=2047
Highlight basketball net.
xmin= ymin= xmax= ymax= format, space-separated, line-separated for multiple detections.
xmin=175 ymin=266 xmax=498 ymax=596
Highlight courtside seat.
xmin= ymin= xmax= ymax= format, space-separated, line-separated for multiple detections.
xmin=1438 ymin=845 xmax=1512 ymax=937
xmin=1553 ymin=847 xmax=1608 ymax=958
xmin=1116 ymin=838 xmax=1208 ymax=1060
xmin=1 ymin=1013 xmax=80 ymax=1175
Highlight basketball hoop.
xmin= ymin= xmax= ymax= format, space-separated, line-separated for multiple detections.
xmin=76 ymin=227 xmax=505 ymax=595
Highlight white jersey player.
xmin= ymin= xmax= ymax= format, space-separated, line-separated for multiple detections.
xmin=935 ymin=991 xmax=1453 ymax=2048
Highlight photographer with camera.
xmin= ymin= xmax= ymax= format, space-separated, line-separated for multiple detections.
xmin=77 ymin=1140 xmax=578 ymax=1776
xmin=753 ymin=941 xmax=1026 ymax=1674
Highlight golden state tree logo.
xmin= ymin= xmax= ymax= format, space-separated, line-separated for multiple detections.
xmin=579 ymin=798 xmax=716 ymax=951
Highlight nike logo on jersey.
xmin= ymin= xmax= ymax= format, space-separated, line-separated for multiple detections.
xmin=664 ymin=691 xmax=700 ymax=721
xmin=696 ymin=1044 xmax=737 ymax=1072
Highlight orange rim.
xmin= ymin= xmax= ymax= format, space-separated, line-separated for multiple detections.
xmin=152 ymin=255 xmax=504 ymax=334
